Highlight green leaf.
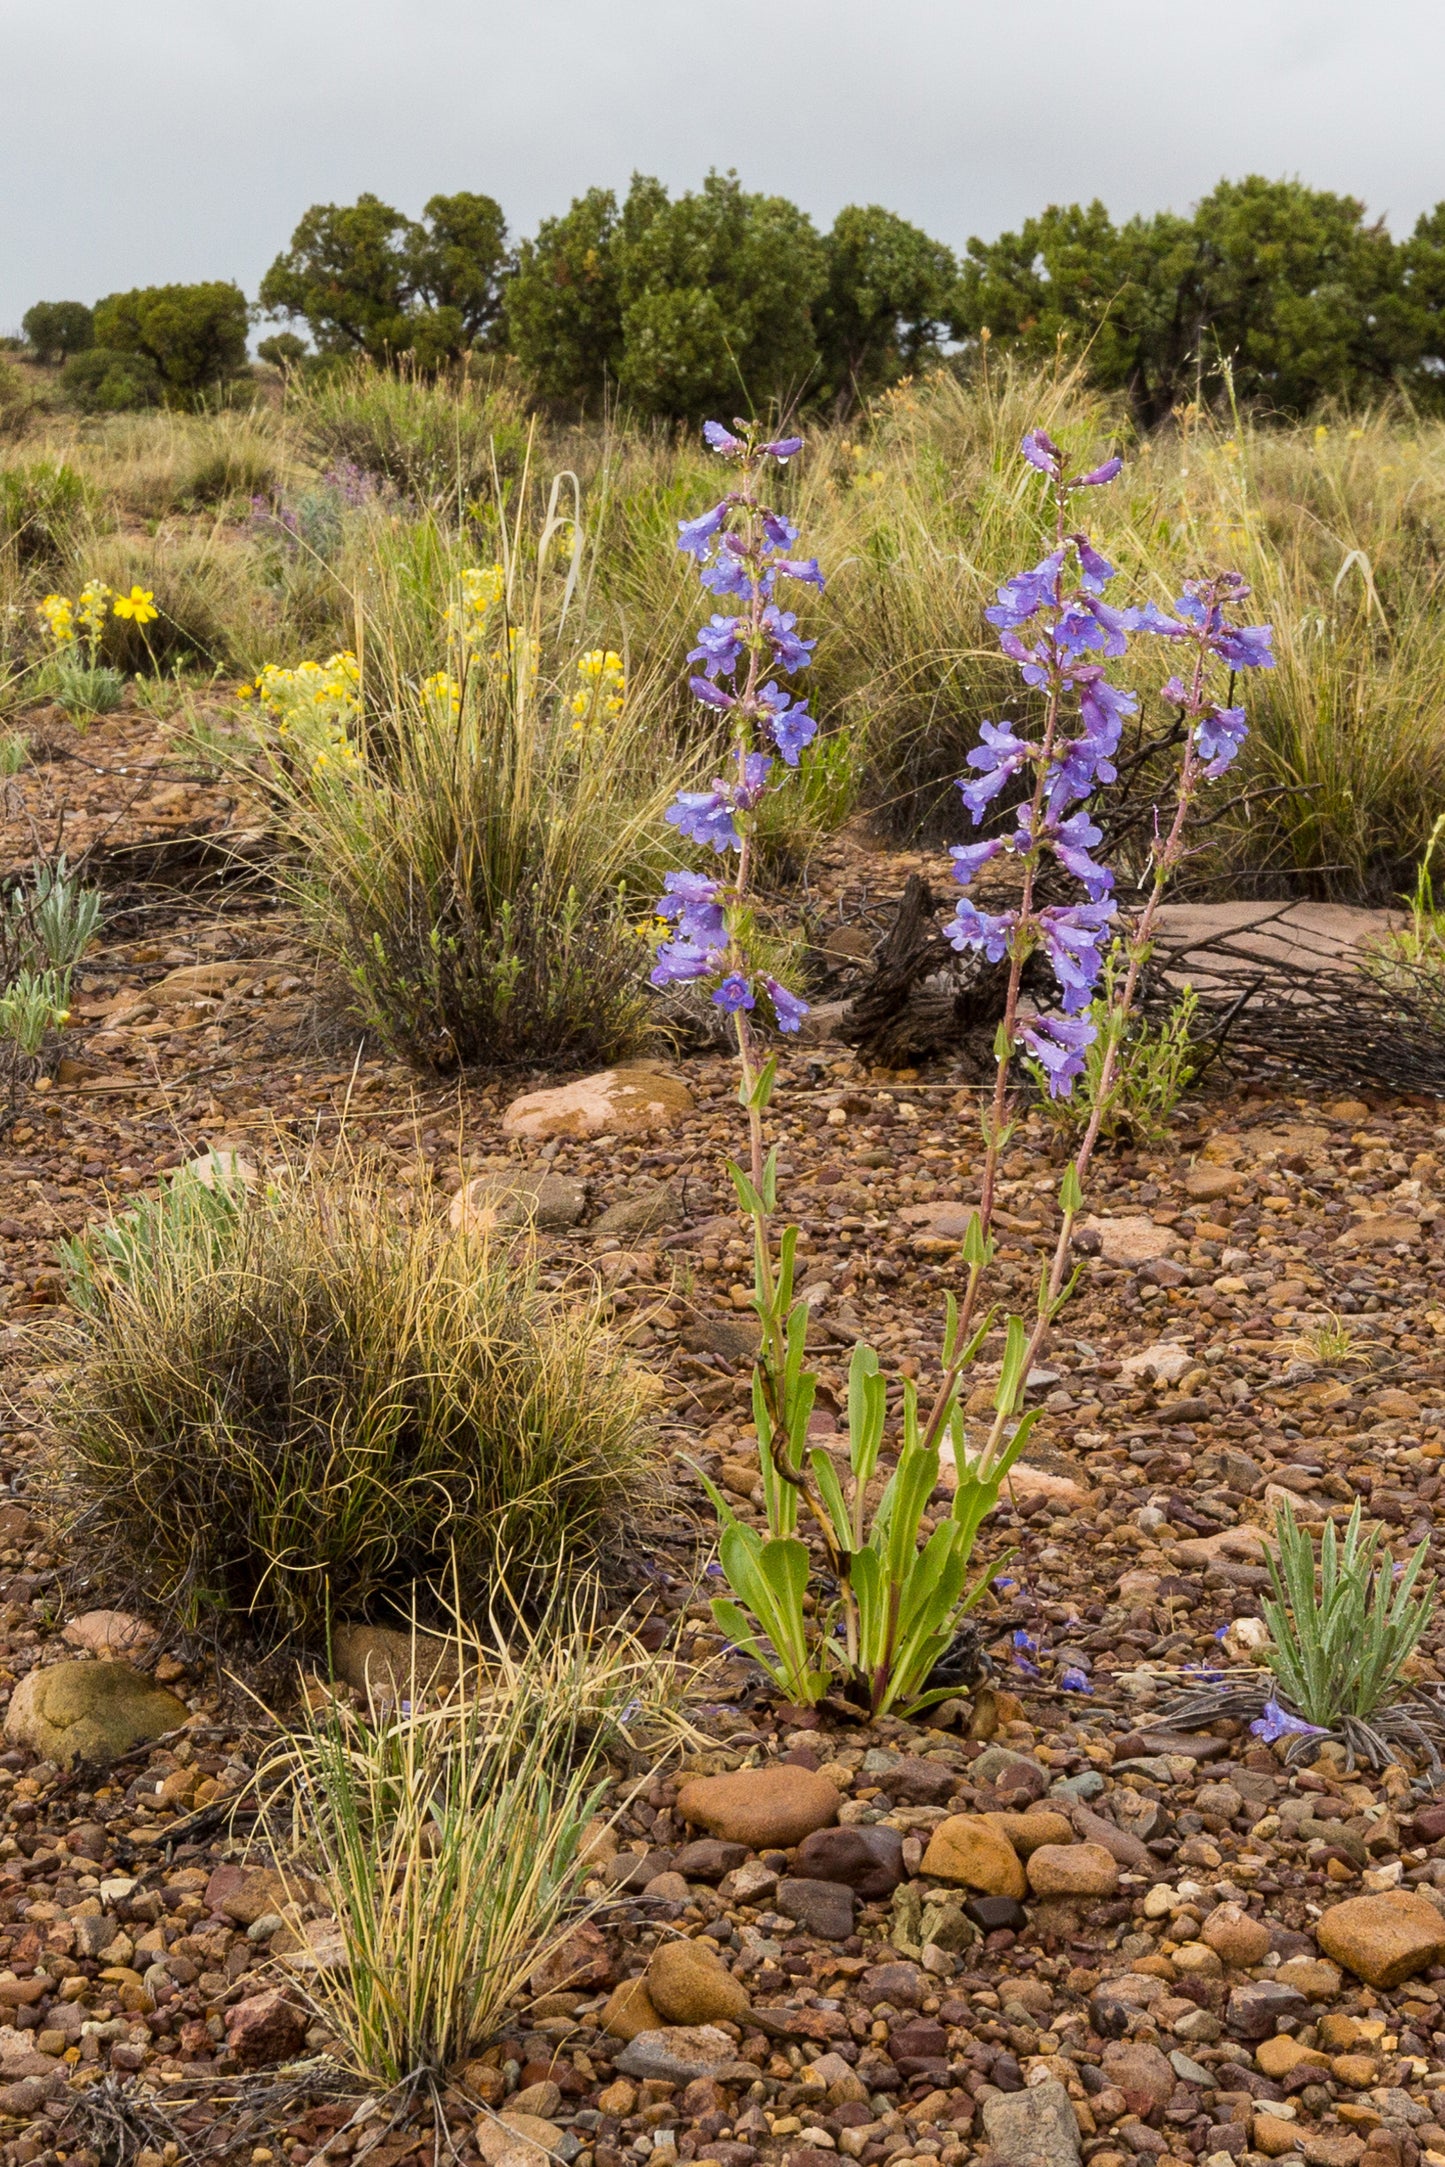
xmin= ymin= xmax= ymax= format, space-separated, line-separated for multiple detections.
xmin=728 ymin=1164 xmax=767 ymax=1220
xmin=1059 ymin=1162 xmax=1084 ymax=1215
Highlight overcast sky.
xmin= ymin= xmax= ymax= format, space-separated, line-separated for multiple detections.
xmin=1 ymin=0 xmax=1439 ymax=334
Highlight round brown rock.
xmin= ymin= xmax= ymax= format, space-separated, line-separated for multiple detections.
xmin=647 ymin=1941 xmax=751 ymax=2027
xmin=1025 ymin=1842 xmax=1119 ymax=1898
xmin=794 ymin=1824 xmax=905 ymax=1897
xmin=676 ymin=1764 xmax=840 ymax=1850
xmin=601 ymin=1976 xmax=663 ymax=2042
xmin=919 ymin=1814 xmax=1027 ymax=1897
xmin=1202 ymin=1900 xmax=1272 ymax=1969
xmin=981 ymin=1810 xmax=1074 ymax=1858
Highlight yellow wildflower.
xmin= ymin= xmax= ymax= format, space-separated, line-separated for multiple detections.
xmin=38 ymin=594 xmax=76 ymax=648
xmin=112 ymin=585 xmax=159 ymax=625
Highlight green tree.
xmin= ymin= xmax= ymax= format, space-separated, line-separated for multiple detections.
xmin=505 ymin=186 xmax=625 ymax=403
xmin=956 ymin=177 xmax=1417 ymax=422
xmin=259 ymin=194 xmax=416 ymax=359
xmin=22 ymin=301 xmax=94 ymax=365
xmin=408 ymin=191 xmax=509 ymax=345
xmin=1400 ymin=202 xmax=1445 ymax=393
xmin=616 ymin=172 xmax=826 ymax=421
xmin=92 ymin=282 xmax=249 ymax=399
xmin=815 ymin=206 xmax=957 ymax=410
xmin=1188 ymin=176 xmax=1408 ymax=412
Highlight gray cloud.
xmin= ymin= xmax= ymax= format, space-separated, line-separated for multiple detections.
xmin=0 ymin=0 xmax=1435 ymax=331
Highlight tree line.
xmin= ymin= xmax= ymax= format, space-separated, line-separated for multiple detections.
xmin=21 ymin=171 xmax=1445 ymax=422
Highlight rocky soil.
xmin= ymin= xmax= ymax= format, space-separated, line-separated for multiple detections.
xmin=0 ymin=705 xmax=1442 ymax=2167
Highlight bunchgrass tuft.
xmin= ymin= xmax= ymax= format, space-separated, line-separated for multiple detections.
xmin=259 ymin=1599 xmax=693 ymax=2088
xmin=50 ymin=1161 xmax=661 ymax=1646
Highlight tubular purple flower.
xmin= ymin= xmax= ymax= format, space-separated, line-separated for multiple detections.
xmin=761 ymin=604 xmax=815 ymax=673
xmin=667 ymin=789 xmax=740 ymax=853
xmin=690 ymin=677 xmax=736 ymax=715
xmin=650 ymin=939 xmax=722 ymax=987
xmin=775 ymin=557 xmax=826 ymax=590
xmin=1195 ymin=703 xmax=1248 ymax=777
xmin=1213 ymin=621 xmax=1274 ymax=671
xmin=688 ymin=615 xmax=748 ymax=679
xmin=712 ymin=971 xmax=756 ymax=1014
xmin=959 ymin=721 xmax=1033 ymax=822
xmin=703 ymin=421 xmax=746 ymax=455
xmin=758 ymin=684 xmax=817 ymax=766
xmin=1073 ymin=455 xmax=1123 ymax=488
xmin=1077 ymin=671 xmax=1137 ymax=743
xmin=1073 ymin=537 xmax=1116 ymax=591
xmin=657 ymin=870 xmax=727 ymax=946
xmin=986 ymin=550 xmax=1067 ymax=630
xmin=944 ymin=897 xmax=1016 ymax=963
xmin=1037 ymin=902 xmax=1116 ymax=1011
xmin=1250 ymin=1699 xmax=1328 ymax=1744
xmin=677 ymin=501 xmax=730 ymax=558
xmin=1018 ymin=1012 xmax=1096 ymax=1096
xmin=761 ymin=512 xmax=800 ymax=553
xmin=1020 ymin=429 xmax=1063 ymax=477
xmin=762 ymin=975 xmax=809 ymax=1033
xmin=738 ymin=750 xmax=773 ymax=802
xmin=699 ymin=548 xmax=759 ymax=601
xmin=1129 ymin=600 xmax=1188 ymax=638
xmin=949 ymin=838 xmax=1004 ymax=886
xmin=1050 ymin=810 xmax=1115 ymax=900
xmin=762 ymin=436 xmax=804 ymax=461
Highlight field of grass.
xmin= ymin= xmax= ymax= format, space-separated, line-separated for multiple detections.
xmin=4 ymin=356 xmax=1445 ymax=909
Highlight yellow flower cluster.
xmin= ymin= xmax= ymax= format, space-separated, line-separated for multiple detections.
xmin=243 ymin=650 xmax=362 ymax=773
xmin=37 ymin=581 xmax=157 ymax=665
xmin=569 ymin=648 xmax=625 ymax=728
xmin=421 ymin=670 xmax=462 ymax=715
xmin=445 ymin=564 xmax=506 ymax=647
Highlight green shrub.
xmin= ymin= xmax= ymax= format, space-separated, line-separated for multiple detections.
xmin=38 ymin=657 xmax=125 ymax=718
xmin=257 ymin=331 xmax=308 ymax=371
xmin=0 ymin=462 xmax=93 ymax=567
xmin=287 ymin=361 xmax=527 ymax=505
xmin=93 ymin=281 xmax=249 ymax=402
xmin=22 ymin=301 xmax=94 ymax=365
xmin=51 ymin=1166 xmax=660 ymax=1646
xmin=0 ymin=362 xmax=34 ymax=441
xmin=61 ymin=348 xmax=163 ymax=413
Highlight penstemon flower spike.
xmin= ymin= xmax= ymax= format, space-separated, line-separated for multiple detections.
xmin=657 ymin=419 xmax=1273 ymax=1720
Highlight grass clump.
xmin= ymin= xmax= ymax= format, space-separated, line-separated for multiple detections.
xmin=287 ymin=361 xmax=528 ymax=508
xmin=262 ymin=1606 xmax=680 ymax=2087
xmin=249 ymin=488 xmax=688 ymax=1070
xmin=0 ymin=461 xmax=94 ymax=569
xmin=51 ymin=1164 xmax=660 ymax=1646
xmin=1265 ymin=1498 xmax=1435 ymax=1739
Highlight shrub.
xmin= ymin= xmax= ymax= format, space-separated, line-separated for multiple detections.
xmin=61 ymin=348 xmax=163 ymax=413
xmin=0 ymin=362 xmax=34 ymax=441
xmin=286 ymin=360 xmax=527 ymax=505
xmin=51 ymin=1165 xmax=660 ymax=1646
xmin=257 ymin=331 xmax=308 ymax=371
xmin=93 ymin=281 xmax=249 ymax=401
xmin=22 ymin=301 xmax=94 ymax=365
xmin=0 ymin=462 xmax=93 ymax=567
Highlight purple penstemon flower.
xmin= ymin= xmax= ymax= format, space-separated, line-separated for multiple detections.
xmin=666 ymin=788 xmax=739 ymax=854
xmin=650 ymin=938 xmax=722 ymax=988
xmin=757 ymin=683 xmax=817 ymax=766
xmin=762 ymin=975 xmax=809 ymax=1033
xmin=944 ymin=897 xmax=1017 ymax=963
xmin=761 ymin=510 xmax=799 ymax=548
xmin=1050 ymin=810 xmax=1115 ymax=900
xmin=712 ymin=971 xmax=755 ymax=1014
xmin=775 ymin=557 xmax=825 ymax=590
xmin=703 ymin=421 xmax=746 ymax=456
xmin=762 ymin=435 xmax=804 ymax=461
xmin=1194 ymin=703 xmax=1248 ymax=777
xmin=689 ymin=674 xmax=735 ymax=713
xmin=1074 ymin=455 xmax=1123 ymax=487
xmin=1037 ymin=902 xmax=1116 ymax=1012
xmin=958 ymin=721 xmax=1033 ymax=822
xmin=677 ymin=501 xmax=730 ymax=557
xmin=761 ymin=604 xmax=815 ymax=673
xmin=949 ymin=838 xmax=1004 ymax=886
xmin=1020 ymin=429 xmax=1063 ymax=478
xmin=656 ymin=870 xmax=727 ymax=947
xmin=1250 ymin=1699 xmax=1329 ymax=1745
xmin=688 ymin=614 xmax=748 ymax=679
xmin=1019 ymin=1012 xmax=1097 ymax=1097
xmin=986 ymin=550 xmax=1066 ymax=630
